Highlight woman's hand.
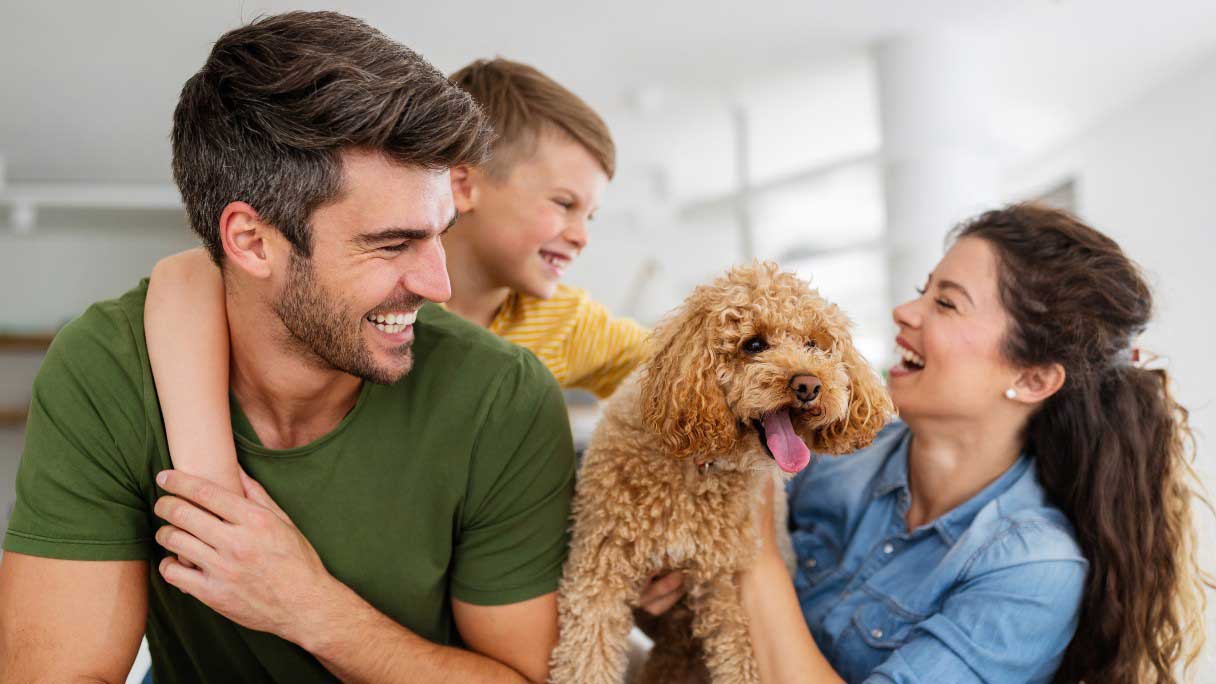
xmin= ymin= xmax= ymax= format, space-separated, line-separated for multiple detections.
xmin=740 ymin=477 xmax=845 ymax=684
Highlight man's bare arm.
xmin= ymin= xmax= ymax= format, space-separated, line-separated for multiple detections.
xmin=155 ymin=469 xmax=555 ymax=683
xmin=282 ymin=588 xmax=556 ymax=683
xmin=453 ymin=594 xmax=558 ymax=683
xmin=0 ymin=553 xmax=147 ymax=684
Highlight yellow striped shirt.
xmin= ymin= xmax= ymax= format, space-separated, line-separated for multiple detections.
xmin=488 ymin=284 xmax=649 ymax=398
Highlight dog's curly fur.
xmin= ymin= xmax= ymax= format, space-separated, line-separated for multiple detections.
xmin=549 ymin=262 xmax=894 ymax=684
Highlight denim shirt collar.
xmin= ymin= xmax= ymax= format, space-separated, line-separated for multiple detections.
xmin=871 ymin=429 xmax=1035 ymax=545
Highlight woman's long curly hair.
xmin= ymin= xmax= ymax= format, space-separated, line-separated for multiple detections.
xmin=954 ymin=204 xmax=1212 ymax=684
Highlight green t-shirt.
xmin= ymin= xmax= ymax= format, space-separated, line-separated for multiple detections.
xmin=3 ymin=280 xmax=575 ymax=683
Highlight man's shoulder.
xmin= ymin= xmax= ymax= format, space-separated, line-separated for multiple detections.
xmin=417 ymin=301 xmax=532 ymax=360
xmin=42 ymin=280 xmax=151 ymax=389
xmin=414 ymin=302 xmax=554 ymax=386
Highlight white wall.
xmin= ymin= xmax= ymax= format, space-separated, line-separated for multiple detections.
xmin=0 ymin=209 xmax=196 ymax=330
xmin=1008 ymin=47 xmax=1216 ymax=676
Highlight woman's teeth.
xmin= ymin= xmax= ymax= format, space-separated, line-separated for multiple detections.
xmin=899 ymin=345 xmax=925 ymax=369
xmin=367 ymin=311 xmax=417 ymax=334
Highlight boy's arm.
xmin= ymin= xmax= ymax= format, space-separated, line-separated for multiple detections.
xmin=146 ymin=248 xmax=243 ymax=494
xmin=0 ymin=554 xmax=147 ymax=684
xmin=566 ymin=294 xmax=650 ymax=398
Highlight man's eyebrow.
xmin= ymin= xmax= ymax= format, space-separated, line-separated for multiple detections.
xmin=350 ymin=227 xmax=432 ymax=248
xmin=351 ymin=213 xmax=458 ymax=247
xmin=935 ymin=278 xmax=975 ymax=306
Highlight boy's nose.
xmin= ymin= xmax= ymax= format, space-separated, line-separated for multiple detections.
xmin=563 ymin=219 xmax=588 ymax=250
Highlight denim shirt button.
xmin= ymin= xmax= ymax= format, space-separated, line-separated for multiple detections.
xmin=871 ymin=628 xmax=883 ymax=639
xmin=882 ymin=543 xmax=894 ymax=554
xmin=804 ymin=558 xmax=818 ymax=569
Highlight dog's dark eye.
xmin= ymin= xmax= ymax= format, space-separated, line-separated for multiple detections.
xmin=742 ymin=336 xmax=768 ymax=354
xmin=806 ymin=339 xmax=818 ymax=350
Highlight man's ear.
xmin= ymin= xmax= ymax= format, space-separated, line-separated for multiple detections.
xmin=1011 ymin=362 xmax=1067 ymax=404
xmin=219 ymin=201 xmax=281 ymax=280
xmin=450 ymin=165 xmax=480 ymax=214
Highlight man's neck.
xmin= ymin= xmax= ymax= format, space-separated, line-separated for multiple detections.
xmin=226 ymin=292 xmax=363 ymax=450
xmin=442 ymin=230 xmax=511 ymax=328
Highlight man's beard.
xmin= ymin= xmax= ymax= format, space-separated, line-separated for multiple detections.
xmin=273 ymin=251 xmax=418 ymax=385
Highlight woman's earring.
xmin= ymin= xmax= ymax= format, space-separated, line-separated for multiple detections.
xmin=1004 ymin=388 xmax=1017 ymax=400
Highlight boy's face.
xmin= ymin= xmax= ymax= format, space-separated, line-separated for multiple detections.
xmin=454 ymin=130 xmax=609 ymax=299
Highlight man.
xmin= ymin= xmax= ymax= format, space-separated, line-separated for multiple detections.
xmin=0 ymin=11 xmax=573 ymax=683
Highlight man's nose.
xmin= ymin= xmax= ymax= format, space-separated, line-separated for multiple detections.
xmin=403 ymin=237 xmax=452 ymax=303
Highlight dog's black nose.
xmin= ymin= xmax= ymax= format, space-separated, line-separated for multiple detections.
xmin=790 ymin=374 xmax=821 ymax=402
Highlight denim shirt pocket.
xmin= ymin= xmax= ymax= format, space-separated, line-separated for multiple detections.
xmin=850 ymin=601 xmax=928 ymax=650
xmin=791 ymin=524 xmax=843 ymax=587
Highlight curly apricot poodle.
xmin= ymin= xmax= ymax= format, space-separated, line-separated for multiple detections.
xmin=549 ymin=262 xmax=893 ymax=684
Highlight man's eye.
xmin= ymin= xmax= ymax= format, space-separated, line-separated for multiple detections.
xmin=742 ymin=336 xmax=768 ymax=354
xmin=380 ymin=242 xmax=409 ymax=254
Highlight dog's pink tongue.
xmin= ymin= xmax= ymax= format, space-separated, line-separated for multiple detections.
xmin=764 ymin=408 xmax=811 ymax=473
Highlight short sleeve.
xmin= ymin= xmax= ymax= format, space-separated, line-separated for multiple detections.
xmin=864 ymin=524 xmax=1087 ymax=684
xmin=565 ymin=295 xmax=649 ymax=399
xmin=449 ymin=353 xmax=576 ymax=606
xmin=3 ymin=303 xmax=153 ymax=560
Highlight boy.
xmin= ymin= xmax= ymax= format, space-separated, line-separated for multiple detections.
xmin=443 ymin=59 xmax=647 ymax=397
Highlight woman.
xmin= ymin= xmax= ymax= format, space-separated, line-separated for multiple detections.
xmin=646 ymin=204 xmax=1210 ymax=683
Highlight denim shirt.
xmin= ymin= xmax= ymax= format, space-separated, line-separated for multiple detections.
xmin=787 ymin=422 xmax=1087 ymax=684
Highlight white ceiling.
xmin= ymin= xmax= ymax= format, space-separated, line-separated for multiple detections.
xmin=3 ymin=0 xmax=1216 ymax=183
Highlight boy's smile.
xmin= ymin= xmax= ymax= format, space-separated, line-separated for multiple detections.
xmin=539 ymin=248 xmax=575 ymax=279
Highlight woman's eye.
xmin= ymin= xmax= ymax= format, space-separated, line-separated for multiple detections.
xmin=553 ymin=198 xmax=573 ymax=209
xmin=915 ymin=286 xmax=927 ymax=295
xmin=742 ymin=336 xmax=768 ymax=354
xmin=935 ymin=298 xmax=956 ymax=311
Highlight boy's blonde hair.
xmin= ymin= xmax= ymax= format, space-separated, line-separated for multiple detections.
xmin=450 ymin=58 xmax=615 ymax=180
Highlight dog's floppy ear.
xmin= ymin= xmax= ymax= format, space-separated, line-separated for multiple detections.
xmin=812 ymin=337 xmax=894 ymax=455
xmin=640 ymin=289 xmax=738 ymax=459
